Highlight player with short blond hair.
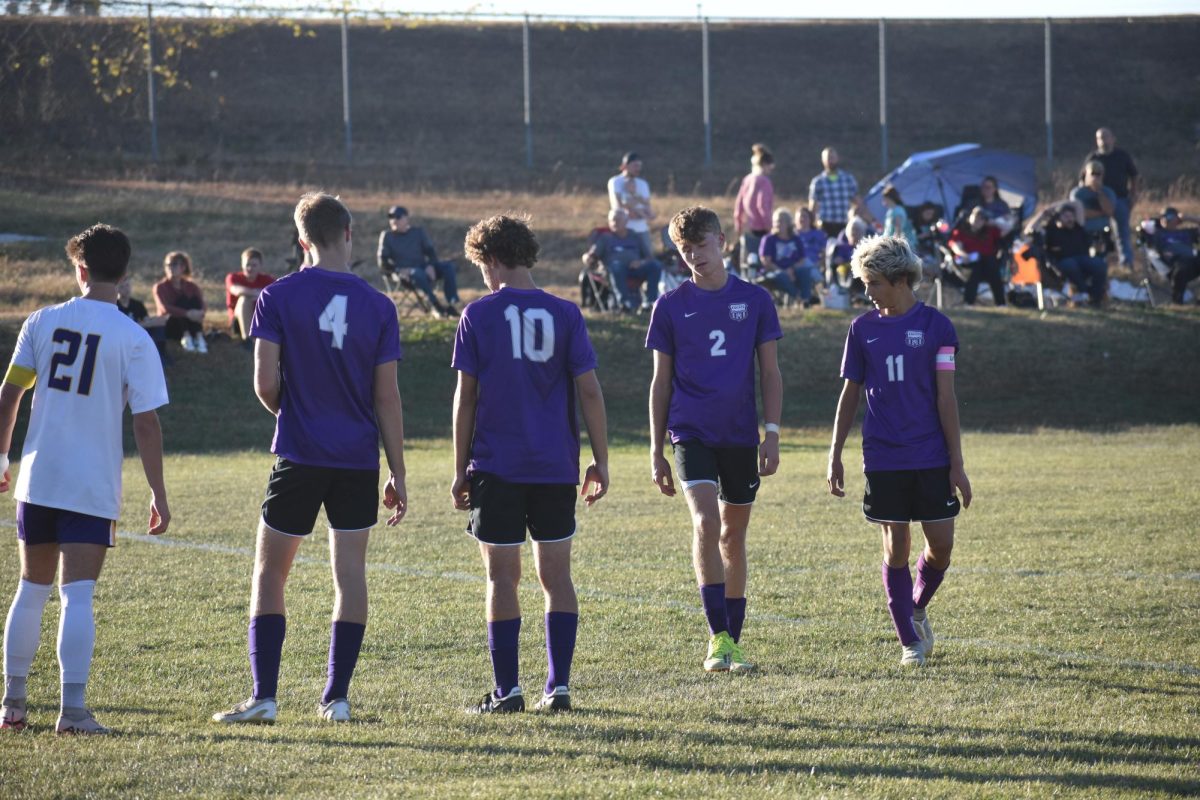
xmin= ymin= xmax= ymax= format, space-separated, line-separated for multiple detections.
xmin=827 ymin=235 xmax=972 ymax=667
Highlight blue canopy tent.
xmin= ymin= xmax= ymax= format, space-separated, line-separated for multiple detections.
xmin=863 ymin=144 xmax=1038 ymax=224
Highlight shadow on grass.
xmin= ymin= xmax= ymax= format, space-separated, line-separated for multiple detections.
xmin=191 ymin=712 xmax=1199 ymax=794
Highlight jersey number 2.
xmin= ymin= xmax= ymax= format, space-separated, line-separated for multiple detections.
xmin=318 ymin=295 xmax=348 ymax=349
xmin=47 ymin=328 xmax=101 ymax=395
xmin=504 ymin=305 xmax=555 ymax=362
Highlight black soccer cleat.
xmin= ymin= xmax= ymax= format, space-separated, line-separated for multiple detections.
xmin=533 ymin=686 xmax=572 ymax=713
xmin=469 ymin=687 xmax=524 ymax=714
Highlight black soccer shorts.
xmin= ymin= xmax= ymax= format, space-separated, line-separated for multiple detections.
xmin=466 ymin=472 xmax=577 ymax=546
xmin=672 ymin=439 xmax=760 ymax=505
xmin=862 ymin=466 xmax=960 ymax=524
xmin=261 ymin=457 xmax=379 ymax=535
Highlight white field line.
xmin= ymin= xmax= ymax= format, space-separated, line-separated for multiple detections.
xmin=109 ymin=530 xmax=1200 ymax=678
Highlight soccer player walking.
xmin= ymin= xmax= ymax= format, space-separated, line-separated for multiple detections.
xmin=214 ymin=193 xmax=408 ymax=725
xmin=1 ymin=225 xmax=170 ymax=734
xmin=826 ymin=236 xmax=972 ymax=667
xmin=451 ymin=215 xmax=608 ymax=713
xmin=647 ymin=207 xmax=783 ymax=674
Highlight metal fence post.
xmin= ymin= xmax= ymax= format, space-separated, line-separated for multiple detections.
xmin=702 ymin=17 xmax=711 ymax=168
xmin=523 ymin=15 xmax=533 ymax=168
xmin=878 ymin=18 xmax=887 ymax=173
xmin=146 ymin=2 xmax=158 ymax=162
xmin=341 ymin=10 xmax=352 ymax=164
xmin=1044 ymin=18 xmax=1053 ymax=172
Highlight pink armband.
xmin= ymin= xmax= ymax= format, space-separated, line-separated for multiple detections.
xmin=935 ymin=346 xmax=956 ymax=371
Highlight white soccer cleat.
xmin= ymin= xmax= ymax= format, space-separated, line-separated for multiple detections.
xmin=212 ymin=697 xmax=277 ymax=724
xmin=180 ymin=334 xmax=195 ymax=352
xmin=194 ymin=333 xmax=208 ymax=354
xmin=56 ymin=709 xmax=111 ymax=735
xmin=912 ymin=611 xmax=935 ymax=658
xmin=1 ymin=698 xmax=28 ymax=731
xmin=900 ymin=644 xmax=926 ymax=667
xmin=318 ymin=698 xmax=350 ymax=722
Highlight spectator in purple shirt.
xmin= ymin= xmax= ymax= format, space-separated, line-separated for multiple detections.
xmin=827 ymin=235 xmax=971 ymax=668
xmin=453 ymin=215 xmax=609 ymax=714
xmin=757 ymin=209 xmax=803 ymax=306
xmin=213 ymin=192 xmax=408 ymax=727
xmin=1151 ymin=206 xmax=1200 ymax=304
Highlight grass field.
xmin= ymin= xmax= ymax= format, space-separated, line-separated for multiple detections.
xmin=0 ymin=429 xmax=1197 ymax=798
xmin=0 ymin=176 xmax=1198 ymax=796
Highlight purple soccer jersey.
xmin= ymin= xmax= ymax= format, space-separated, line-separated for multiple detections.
xmin=452 ymin=287 xmax=598 ymax=484
xmin=250 ymin=267 xmax=402 ymax=470
xmin=839 ymin=302 xmax=958 ymax=471
xmin=646 ymin=277 xmax=782 ymax=447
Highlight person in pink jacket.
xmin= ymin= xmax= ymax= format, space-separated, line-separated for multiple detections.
xmin=733 ymin=143 xmax=775 ymax=277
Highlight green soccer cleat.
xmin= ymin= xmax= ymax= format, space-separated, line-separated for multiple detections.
xmin=703 ymin=631 xmax=735 ymax=672
xmin=728 ymin=640 xmax=756 ymax=674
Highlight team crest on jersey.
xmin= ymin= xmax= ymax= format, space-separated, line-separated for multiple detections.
xmin=905 ymin=329 xmax=925 ymax=348
xmin=728 ymin=303 xmax=748 ymax=321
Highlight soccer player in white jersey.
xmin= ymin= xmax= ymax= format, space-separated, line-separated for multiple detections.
xmin=826 ymin=236 xmax=972 ymax=667
xmin=0 ymin=224 xmax=171 ymax=734
xmin=647 ymin=207 xmax=783 ymax=674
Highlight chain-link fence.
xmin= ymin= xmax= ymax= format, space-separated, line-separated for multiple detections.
xmin=2 ymin=4 xmax=1197 ymax=193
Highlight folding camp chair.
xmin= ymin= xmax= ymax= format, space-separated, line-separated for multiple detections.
xmin=381 ymin=267 xmax=432 ymax=315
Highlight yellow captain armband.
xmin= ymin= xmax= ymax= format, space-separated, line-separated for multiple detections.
xmin=4 ymin=364 xmax=36 ymax=390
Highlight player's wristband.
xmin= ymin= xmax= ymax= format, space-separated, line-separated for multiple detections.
xmin=0 ymin=453 xmax=8 ymax=475
xmin=764 ymin=423 xmax=780 ymax=436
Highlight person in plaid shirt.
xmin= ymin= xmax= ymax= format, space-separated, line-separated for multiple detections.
xmin=809 ymin=147 xmax=864 ymax=238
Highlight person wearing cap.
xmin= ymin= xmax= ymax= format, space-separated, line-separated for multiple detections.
xmin=1082 ymin=128 xmax=1139 ymax=267
xmin=1151 ymin=207 xmax=1200 ymax=304
xmin=607 ymin=152 xmax=656 ymax=258
xmin=377 ymin=205 xmax=460 ymax=317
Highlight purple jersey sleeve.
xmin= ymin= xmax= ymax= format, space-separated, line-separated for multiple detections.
xmin=644 ymin=295 xmax=674 ymax=354
xmin=840 ymin=319 xmax=866 ymax=383
xmin=566 ymin=306 xmax=599 ymax=376
xmin=375 ymin=295 xmax=403 ymax=365
xmin=249 ymin=288 xmax=282 ymax=344
xmin=451 ymin=313 xmax=479 ymax=376
xmin=755 ymin=290 xmax=783 ymax=345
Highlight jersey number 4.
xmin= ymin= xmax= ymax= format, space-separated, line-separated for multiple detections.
xmin=504 ymin=305 xmax=555 ymax=362
xmin=48 ymin=328 xmax=101 ymax=395
xmin=318 ymin=295 xmax=349 ymax=349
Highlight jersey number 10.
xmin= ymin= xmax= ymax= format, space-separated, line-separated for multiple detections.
xmin=504 ymin=305 xmax=555 ymax=363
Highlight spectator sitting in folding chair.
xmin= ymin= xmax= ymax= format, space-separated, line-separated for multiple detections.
xmin=948 ymin=208 xmax=1006 ymax=307
xmin=1149 ymin=206 xmax=1200 ymax=304
xmin=1024 ymin=201 xmax=1107 ymax=307
xmin=582 ymin=208 xmax=663 ymax=314
xmin=377 ymin=205 xmax=460 ymax=317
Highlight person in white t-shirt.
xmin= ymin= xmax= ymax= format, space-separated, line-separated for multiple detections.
xmin=0 ymin=224 xmax=171 ymax=735
xmin=607 ymin=151 xmax=656 ymax=257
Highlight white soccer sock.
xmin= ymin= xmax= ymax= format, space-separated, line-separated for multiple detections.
xmin=57 ymin=580 xmax=96 ymax=690
xmin=4 ymin=579 xmax=53 ymax=696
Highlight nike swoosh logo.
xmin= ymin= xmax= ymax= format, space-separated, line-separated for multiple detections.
xmin=946 ymin=499 xmax=957 ymax=506
xmin=867 ymin=338 xmax=880 ymax=343
xmin=749 ymin=480 xmax=760 ymax=489
xmin=685 ymin=312 xmax=698 ymax=318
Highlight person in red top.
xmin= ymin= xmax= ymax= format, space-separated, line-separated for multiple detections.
xmin=153 ymin=251 xmax=209 ymax=353
xmin=225 ymin=248 xmax=275 ymax=346
xmin=948 ymin=208 xmax=1006 ymax=306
